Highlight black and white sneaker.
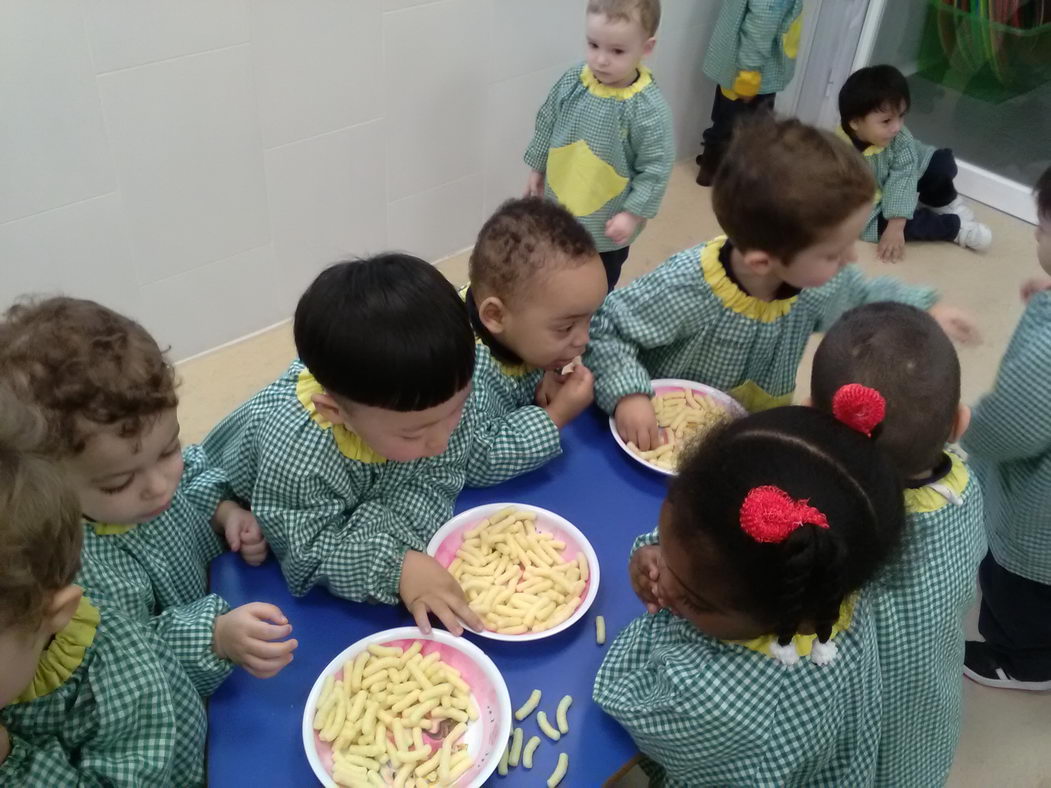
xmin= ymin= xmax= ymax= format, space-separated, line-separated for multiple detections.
xmin=963 ymin=641 xmax=1051 ymax=692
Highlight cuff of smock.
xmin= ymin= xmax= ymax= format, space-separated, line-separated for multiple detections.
xmin=371 ymin=541 xmax=419 ymax=606
xmin=730 ymin=69 xmax=761 ymax=97
xmin=595 ymin=375 xmax=655 ymax=415
xmin=523 ymin=146 xmax=548 ymax=173
xmin=0 ymin=734 xmax=30 ymax=780
xmin=630 ymin=528 xmax=660 ymax=556
xmin=187 ymin=595 xmax=234 ymax=697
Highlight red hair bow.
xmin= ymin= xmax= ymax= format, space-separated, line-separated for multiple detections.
xmin=739 ymin=486 xmax=830 ymax=544
xmin=832 ymin=383 xmax=886 ymax=437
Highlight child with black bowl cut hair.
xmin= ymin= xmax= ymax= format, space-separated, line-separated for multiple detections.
xmin=200 ymin=254 xmax=486 ymax=637
xmin=594 ymin=405 xmax=906 ymax=785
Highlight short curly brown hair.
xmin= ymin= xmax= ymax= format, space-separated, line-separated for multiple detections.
xmin=0 ymin=387 xmax=82 ymax=632
xmin=0 ymin=297 xmax=178 ymax=456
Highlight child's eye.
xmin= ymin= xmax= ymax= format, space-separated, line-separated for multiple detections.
xmin=588 ymin=41 xmax=598 ymax=49
xmin=613 ymin=49 xmax=624 ymax=55
xmin=100 ymin=475 xmax=134 ymax=495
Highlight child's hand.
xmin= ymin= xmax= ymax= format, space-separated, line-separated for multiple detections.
xmin=1021 ymin=277 xmax=1051 ymax=303
xmin=928 ymin=303 xmax=981 ymax=346
xmin=214 ymin=501 xmax=268 ymax=566
xmin=605 ymin=212 xmax=642 ymax=246
xmin=615 ymin=394 xmax=659 ymax=452
xmin=543 ymin=363 xmax=594 ymax=428
xmin=213 ymin=603 xmax=297 ymax=678
xmin=535 ymin=370 xmax=564 ymax=408
xmin=629 ymin=545 xmax=663 ymax=613
xmin=399 ymin=550 xmax=484 ymax=637
xmin=877 ymin=221 xmax=906 ymax=263
xmin=525 ymin=170 xmax=545 ymax=198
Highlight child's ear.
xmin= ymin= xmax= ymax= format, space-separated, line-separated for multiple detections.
xmin=848 ymin=117 xmax=862 ymax=134
xmin=949 ymin=404 xmax=971 ymax=444
xmin=739 ymin=249 xmax=777 ymax=275
xmin=478 ymin=296 xmax=509 ymax=336
xmin=44 ymin=585 xmax=83 ymax=637
xmin=312 ymin=392 xmax=349 ymax=428
xmin=643 ymin=37 xmax=656 ymax=58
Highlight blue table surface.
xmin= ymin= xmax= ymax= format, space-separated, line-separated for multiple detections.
xmin=208 ymin=407 xmax=668 ymax=786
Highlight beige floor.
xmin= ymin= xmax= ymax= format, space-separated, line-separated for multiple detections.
xmin=177 ymin=161 xmax=1051 ymax=786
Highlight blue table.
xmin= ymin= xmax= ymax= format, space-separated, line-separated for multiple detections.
xmin=208 ymin=407 xmax=667 ymax=786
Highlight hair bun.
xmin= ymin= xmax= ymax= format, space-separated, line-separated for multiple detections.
xmin=831 ymin=383 xmax=886 ymax=437
xmin=739 ymin=485 xmax=830 ymax=544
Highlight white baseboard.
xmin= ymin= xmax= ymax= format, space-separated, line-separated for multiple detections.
xmin=956 ymin=160 xmax=1037 ymax=225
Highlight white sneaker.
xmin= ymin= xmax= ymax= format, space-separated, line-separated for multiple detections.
xmin=955 ymin=220 xmax=992 ymax=252
xmin=927 ymin=196 xmax=976 ymax=223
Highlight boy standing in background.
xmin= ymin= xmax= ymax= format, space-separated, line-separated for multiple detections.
xmin=697 ymin=0 xmax=804 ymax=186
xmin=525 ymin=0 xmax=674 ymax=291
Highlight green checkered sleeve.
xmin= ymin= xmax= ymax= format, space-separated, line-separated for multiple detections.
xmin=811 ymin=265 xmax=937 ymax=333
xmin=738 ymin=0 xmax=790 ymax=71
xmin=622 ymin=96 xmax=676 ymax=219
xmin=631 ymin=527 xmax=660 ymax=555
xmin=179 ymin=443 xmax=233 ymax=520
xmin=588 ymin=246 xmax=721 ymax=413
xmin=523 ymin=68 xmax=577 ymax=172
xmin=880 ymin=131 xmax=920 ymax=220
xmin=150 ymin=593 xmax=232 ymax=697
xmin=703 ymin=0 xmax=803 ymax=94
xmin=0 ymin=607 xmax=206 ymax=786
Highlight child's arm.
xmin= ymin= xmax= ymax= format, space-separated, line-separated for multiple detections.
xmin=963 ymin=292 xmax=1051 ymax=463
xmin=463 ymin=398 xmax=562 ymax=487
xmin=877 ymin=135 xmax=920 ymax=262
xmin=523 ymin=67 xmax=577 ymax=188
xmin=732 ymin=0 xmax=789 ymax=98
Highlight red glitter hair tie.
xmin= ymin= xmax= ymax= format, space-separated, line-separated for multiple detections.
xmin=831 ymin=383 xmax=886 ymax=437
xmin=739 ymin=486 xmax=830 ymax=544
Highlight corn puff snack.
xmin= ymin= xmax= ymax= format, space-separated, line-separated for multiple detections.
xmin=628 ymin=388 xmax=732 ymax=471
xmin=313 ymin=641 xmax=478 ymax=787
xmin=449 ymin=508 xmax=588 ymax=635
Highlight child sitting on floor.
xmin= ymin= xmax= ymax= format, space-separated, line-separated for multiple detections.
xmin=962 ymin=166 xmax=1051 ymax=691
xmin=696 ymin=0 xmax=804 ymax=186
xmin=838 ymin=64 xmax=991 ymax=262
xmin=199 ymin=254 xmax=486 ymax=636
xmin=811 ymin=303 xmax=986 ymax=785
xmin=463 ymin=197 xmax=607 ymax=486
xmin=524 ymin=0 xmax=674 ymax=290
xmin=0 ymin=389 xmax=207 ymax=785
xmin=587 ymin=116 xmax=977 ymax=452
xmin=594 ymin=405 xmax=906 ymax=784
xmin=0 ymin=297 xmax=297 ymax=695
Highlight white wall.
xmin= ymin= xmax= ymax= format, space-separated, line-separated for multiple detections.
xmin=1 ymin=0 xmax=719 ymax=361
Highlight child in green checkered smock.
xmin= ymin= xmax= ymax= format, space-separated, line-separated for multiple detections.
xmin=811 ymin=303 xmax=986 ymax=785
xmin=0 ymin=297 xmax=297 ymax=693
xmin=200 ymin=254 xmax=488 ymax=636
xmin=0 ymin=391 xmax=206 ymax=785
xmin=838 ymin=65 xmax=990 ymax=260
xmin=462 ymin=198 xmax=609 ymax=485
xmin=962 ymin=170 xmax=1051 ymax=690
xmin=524 ymin=1 xmax=674 ymax=289
xmin=594 ymin=406 xmax=908 ymax=785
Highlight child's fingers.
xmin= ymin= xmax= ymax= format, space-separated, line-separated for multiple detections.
xmin=225 ymin=524 xmax=241 ymax=552
xmin=409 ymin=601 xmax=433 ymax=635
xmin=243 ymin=651 xmax=294 ymax=679
xmin=241 ymin=602 xmax=289 ymax=625
xmin=446 ymin=594 xmax=484 ymax=634
xmin=244 ymin=637 xmax=298 ymax=660
xmin=427 ymin=598 xmax=462 ymax=636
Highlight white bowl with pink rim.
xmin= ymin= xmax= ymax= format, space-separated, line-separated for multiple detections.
xmin=302 ymin=627 xmax=512 ymax=788
xmin=608 ymin=378 xmax=747 ymax=477
xmin=427 ymin=503 xmax=600 ymax=642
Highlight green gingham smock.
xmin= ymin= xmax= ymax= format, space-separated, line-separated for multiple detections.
xmin=594 ymin=533 xmax=882 ymax=786
xmin=841 ymin=126 xmax=937 ymax=243
xmin=464 ymin=341 xmax=561 ymax=487
xmin=76 ymin=446 xmax=233 ymax=697
xmin=963 ymin=291 xmax=1051 ymax=585
xmin=586 ymin=236 xmax=937 ymax=414
xmin=872 ymin=452 xmax=985 ymax=786
xmin=702 ymin=0 xmax=804 ymax=97
xmin=524 ymin=62 xmax=674 ymax=253
xmin=0 ymin=598 xmax=206 ymax=786
xmin=197 ymin=360 xmax=480 ymax=604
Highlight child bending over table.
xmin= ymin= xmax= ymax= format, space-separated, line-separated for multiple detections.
xmin=0 ymin=298 xmax=295 ymax=696
xmin=199 ymin=254 xmax=486 ymax=636
xmin=593 ymin=405 xmax=905 ymax=784
xmin=586 ymin=116 xmax=978 ymax=452
xmin=462 ymin=197 xmax=607 ymax=486
xmin=0 ymin=390 xmax=207 ymax=785
xmin=811 ymin=303 xmax=985 ymax=785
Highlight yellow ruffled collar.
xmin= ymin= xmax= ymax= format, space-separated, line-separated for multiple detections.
xmin=904 ymin=452 xmax=969 ymax=514
xmin=14 ymin=596 xmax=99 ymax=704
xmin=88 ymin=520 xmax=137 ymax=535
xmin=580 ymin=64 xmax=652 ymax=100
xmin=733 ymin=596 xmax=855 ymax=661
xmin=476 ymin=338 xmax=533 ymax=378
xmin=701 ymin=236 xmax=797 ymax=323
xmin=835 ymin=125 xmax=884 ymax=157
xmin=295 ymin=369 xmax=387 ymax=464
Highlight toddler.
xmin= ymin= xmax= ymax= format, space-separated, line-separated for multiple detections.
xmin=0 ymin=388 xmax=207 ymax=785
xmin=200 ymin=254 xmax=485 ymax=636
xmin=587 ymin=117 xmax=976 ymax=452
xmin=0 ymin=297 xmax=296 ymax=696
xmin=464 ymin=197 xmax=607 ymax=485
xmin=697 ymin=0 xmax=804 ymax=186
xmin=594 ymin=405 xmax=906 ymax=784
xmin=811 ymin=302 xmax=986 ymax=785
xmin=962 ymin=166 xmax=1051 ymax=691
xmin=524 ymin=0 xmax=674 ymax=290
xmin=838 ymin=64 xmax=991 ymax=262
